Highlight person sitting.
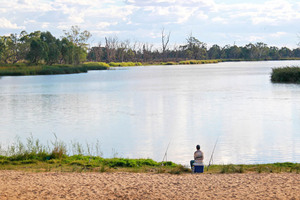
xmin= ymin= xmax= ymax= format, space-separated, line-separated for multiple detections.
xmin=190 ymin=144 xmax=204 ymax=171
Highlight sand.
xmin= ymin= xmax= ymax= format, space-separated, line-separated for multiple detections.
xmin=0 ymin=171 xmax=299 ymax=200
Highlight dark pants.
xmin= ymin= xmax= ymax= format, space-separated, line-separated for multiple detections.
xmin=190 ymin=160 xmax=194 ymax=169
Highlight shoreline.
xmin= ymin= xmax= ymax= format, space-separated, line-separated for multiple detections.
xmin=1 ymin=59 xmax=300 ymax=77
xmin=0 ymin=170 xmax=299 ymax=199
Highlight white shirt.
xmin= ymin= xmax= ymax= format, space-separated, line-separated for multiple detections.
xmin=194 ymin=150 xmax=204 ymax=165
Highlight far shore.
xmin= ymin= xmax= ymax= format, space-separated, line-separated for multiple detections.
xmin=1 ymin=58 xmax=300 ymax=77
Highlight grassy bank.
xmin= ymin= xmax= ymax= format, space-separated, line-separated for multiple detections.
xmin=2 ymin=59 xmax=299 ymax=76
xmin=0 ymin=59 xmax=250 ymax=76
xmin=0 ymin=136 xmax=299 ymax=174
xmin=0 ymin=62 xmax=142 ymax=76
xmin=271 ymin=66 xmax=300 ymax=83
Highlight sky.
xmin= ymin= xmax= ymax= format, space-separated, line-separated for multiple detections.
xmin=0 ymin=0 xmax=300 ymax=49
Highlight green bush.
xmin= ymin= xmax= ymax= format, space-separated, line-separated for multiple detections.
xmin=109 ymin=62 xmax=142 ymax=67
xmin=271 ymin=66 xmax=300 ymax=83
xmin=179 ymin=60 xmax=219 ymax=65
xmin=160 ymin=62 xmax=177 ymax=65
xmin=82 ymin=62 xmax=110 ymax=70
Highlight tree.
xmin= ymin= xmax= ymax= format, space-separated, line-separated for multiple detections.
xmin=26 ymin=38 xmax=48 ymax=64
xmin=292 ymin=48 xmax=300 ymax=57
xmin=105 ymin=36 xmax=118 ymax=62
xmin=255 ymin=42 xmax=269 ymax=59
xmin=41 ymin=31 xmax=60 ymax=65
xmin=60 ymin=37 xmax=75 ymax=64
xmin=181 ymin=33 xmax=207 ymax=59
xmin=63 ymin=26 xmax=92 ymax=64
xmin=161 ymin=28 xmax=171 ymax=61
xmin=63 ymin=26 xmax=91 ymax=48
xmin=241 ymin=43 xmax=259 ymax=59
xmin=279 ymin=47 xmax=292 ymax=58
xmin=208 ymin=45 xmax=221 ymax=59
xmin=0 ymin=34 xmax=18 ymax=63
xmin=268 ymin=46 xmax=280 ymax=59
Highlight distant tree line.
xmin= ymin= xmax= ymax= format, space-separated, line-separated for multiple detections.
xmin=1 ymin=27 xmax=300 ymax=65
xmin=88 ymin=34 xmax=300 ymax=63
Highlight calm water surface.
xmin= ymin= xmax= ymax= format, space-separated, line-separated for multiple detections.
xmin=1 ymin=61 xmax=300 ymax=165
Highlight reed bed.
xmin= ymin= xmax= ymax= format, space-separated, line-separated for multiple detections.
xmin=0 ymin=64 xmax=88 ymax=76
xmin=0 ymin=62 xmax=143 ymax=76
xmin=271 ymin=66 xmax=300 ymax=83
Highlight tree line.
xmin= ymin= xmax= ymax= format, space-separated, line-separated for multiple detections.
xmin=1 ymin=27 xmax=300 ymax=65
xmin=88 ymin=32 xmax=300 ymax=62
xmin=0 ymin=26 xmax=91 ymax=65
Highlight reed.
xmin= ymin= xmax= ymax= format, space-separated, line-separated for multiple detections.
xmin=271 ymin=66 xmax=300 ymax=83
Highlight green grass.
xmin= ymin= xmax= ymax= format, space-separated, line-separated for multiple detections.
xmin=179 ymin=60 xmax=220 ymax=65
xmin=0 ymin=64 xmax=89 ymax=76
xmin=0 ymin=135 xmax=182 ymax=173
xmin=160 ymin=61 xmax=178 ymax=65
xmin=0 ymin=136 xmax=299 ymax=174
xmin=0 ymin=62 xmax=145 ymax=76
xmin=82 ymin=62 xmax=110 ymax=69
xmin=207 ymin=163 xmax=300 ymax=174
xmin=271 ymin=66 xmax=300 ymax=83
xmin=108 ymin=62 xmax=142 ymax=67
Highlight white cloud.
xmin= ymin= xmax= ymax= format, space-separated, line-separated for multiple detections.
xmin=41 ymin=22 xmax=50 ymax=29
xmin=212 ymin=17 xmax=227 ymax=24
xmin=214 ymin=0 xmax=300 ymax=25
xmin=0 ymin=0 xmax=299 ymax=48
xmin=270 ymin=32 xmax=287 ymax=38
xmin=248 ymin=35 xmax=265 ymax=42
xmin=0 ymin=18 xmax=24 ymax=29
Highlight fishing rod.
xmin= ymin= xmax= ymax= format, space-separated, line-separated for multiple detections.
xmin=207 ymin=137 xmax=219 ymax=171
xmin=161 ymin=140 xmax=171 ymax=166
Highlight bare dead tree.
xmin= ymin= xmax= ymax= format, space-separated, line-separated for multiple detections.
xmin=105 ymin=36 xmax=118 ymax=62
xmin=173 ymin=43 xmax=180 ymax=61
xmin=142 ymin=43 xmax=153 ymax=62
xmin=94 ymin=42 xmax=102 ymax=62
xmin=161 ymin=28 xmax=171 ymax=61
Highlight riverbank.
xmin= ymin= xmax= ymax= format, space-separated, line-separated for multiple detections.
xmin=1 ymin=58 xmax=300 ymax=76
xmin=0 ymin=60 xmax=215 ymax=76
xmin=1 ymin=154 xmax=299 ymax=174
xmin=0 ymin=171 xmax=299 ymax=199
xmin=0 ymin=136 xmax=299 ymax=174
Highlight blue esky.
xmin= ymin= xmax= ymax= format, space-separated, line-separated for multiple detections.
xmin=0 ymin=0 xmax=299 ymax=49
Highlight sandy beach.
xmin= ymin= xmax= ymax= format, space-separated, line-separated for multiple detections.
xmin=0 ymin=170 xmax=299 ymax=199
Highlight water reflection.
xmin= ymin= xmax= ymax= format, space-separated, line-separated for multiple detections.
xmin=0 ymin=61 xmax=300 ymax=164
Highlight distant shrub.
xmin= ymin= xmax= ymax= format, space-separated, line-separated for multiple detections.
xmin=109 ymin=62 xmax=142 ymax=67
xmin=179 ymin=60 xmax=219 ymax=65
xmin=271 ymin=66 xmax=300 ymax=83
xmin=82 ymin=62 xmax=109 ymax=70
xmin=160 ymin=62 xmax=177 ymax=65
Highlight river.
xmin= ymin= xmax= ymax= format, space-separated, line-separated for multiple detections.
xmin=0 ymin=60 xmax=300 ymax=165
